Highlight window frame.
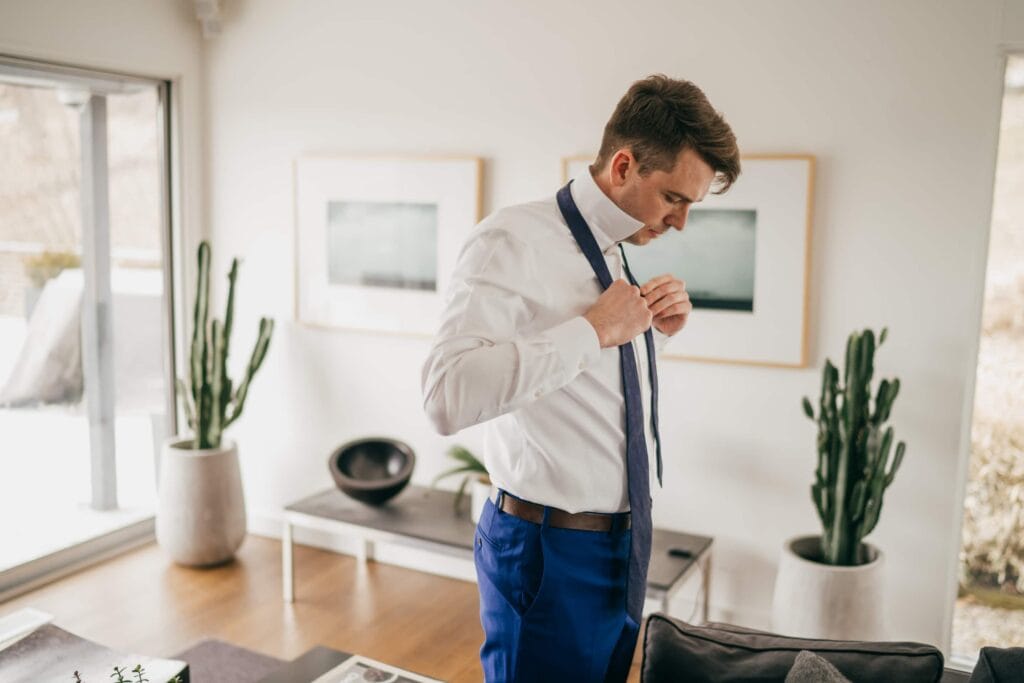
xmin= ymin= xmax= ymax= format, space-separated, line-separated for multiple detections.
xmin=0 ymin=54 xmax=179 ymax=598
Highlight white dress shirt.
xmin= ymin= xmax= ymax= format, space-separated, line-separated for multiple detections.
xmin=422 ymin=169 xmax=667 ymax=514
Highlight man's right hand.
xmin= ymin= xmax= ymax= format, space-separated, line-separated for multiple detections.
xmin=583 ymin=279 xmax=653 ymax=348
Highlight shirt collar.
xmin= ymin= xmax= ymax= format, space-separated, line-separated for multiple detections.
xmin=569 ymin=167 xmax=644 ymax=253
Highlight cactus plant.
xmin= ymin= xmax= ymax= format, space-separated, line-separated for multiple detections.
xmin=176 ymin=241 xmax=273 ymax=449
xmin=802 ymin=328 xmax=906 ymax=566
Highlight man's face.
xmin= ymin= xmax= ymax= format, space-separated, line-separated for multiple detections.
xmin=605 ymin=147 xmax=716 ymax=246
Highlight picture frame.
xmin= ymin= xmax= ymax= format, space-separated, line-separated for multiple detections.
xmin=563 ymin=154 xmax=814 ymax=368
xmin=295 ymin=155 xmax=483 ymax=336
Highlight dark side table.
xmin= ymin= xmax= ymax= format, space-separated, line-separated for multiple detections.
xmin=282 ymin=485 xmax=713 ymax=621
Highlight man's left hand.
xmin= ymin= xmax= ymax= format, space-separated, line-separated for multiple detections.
xmin=640 ymin=274 xmax=692 ymax=337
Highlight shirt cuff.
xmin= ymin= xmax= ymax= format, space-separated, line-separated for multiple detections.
xmin=544 ymin=315 xmax=602 ymax=380
xmin=653 ymin=325 xmax=672 ymax=352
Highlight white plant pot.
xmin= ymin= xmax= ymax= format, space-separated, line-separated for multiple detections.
xmin=772 ymin=535 xmax=886 ymax=640
xmin=156 ymin=437 xmax=246 ymax=566
xmin=470 ymin=477 xmax=492 ymax=524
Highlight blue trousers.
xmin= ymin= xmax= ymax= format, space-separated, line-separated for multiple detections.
xmin=474 ymin=492 xmax=640 ymax=683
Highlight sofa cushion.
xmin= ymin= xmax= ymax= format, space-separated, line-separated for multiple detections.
xmin=967 ymin=646 xmax=1024 ymax=682
xmin=641 ymin=613 xmax=945 ymax=683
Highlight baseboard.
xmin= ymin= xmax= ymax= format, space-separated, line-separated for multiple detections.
xmin=0 ymin=518 xmax=155 ymax=604
xmin=947 ymin=654 xmax=978 ymax=673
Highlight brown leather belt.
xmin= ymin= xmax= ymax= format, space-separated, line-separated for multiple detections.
xmin=495 ymin=492 xmax=630 ymax=532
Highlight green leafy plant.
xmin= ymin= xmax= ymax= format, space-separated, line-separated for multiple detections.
xmin=23 ymin=250 xmax=80 ymax=288
xmin=802 ymin=328 xmax=907 ymax=566
xmin=432 ymin=445 xmax=489 ymax=512
xmin=71 ymin=664 xmax=182 ymax=682
xmin=177 ymin=240 xmax=274 ymax=449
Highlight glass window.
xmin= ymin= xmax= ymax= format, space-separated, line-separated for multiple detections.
xmin=953 ymin=54 xmax=1024 ymax=664
xmin=0 ymin=61 xmax=173 ymax=578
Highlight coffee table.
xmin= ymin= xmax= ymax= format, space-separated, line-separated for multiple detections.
xmin=282 ymin=485 xmax=712 ymax=620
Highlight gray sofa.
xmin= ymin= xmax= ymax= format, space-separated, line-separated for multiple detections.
xmin=640 ymin=613 xmax=978 ymax=682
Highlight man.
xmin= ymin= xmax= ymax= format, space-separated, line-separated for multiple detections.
xmin=422 ymin=75 xmax=739 ymax=682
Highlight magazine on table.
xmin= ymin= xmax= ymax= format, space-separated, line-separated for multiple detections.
xmin=309 ymin=654 xmax=442 ymax=683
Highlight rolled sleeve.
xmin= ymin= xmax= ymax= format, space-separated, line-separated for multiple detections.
xmin=543 ymin=315 xmax=602 ymax=381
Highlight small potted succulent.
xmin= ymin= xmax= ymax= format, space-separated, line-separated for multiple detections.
xmin=772 ymin=328 xmax=906 ymax=639
xmin=156 ymin=240 xmax=273 ymax=566
xmin=433 ymin=445 xmax=490 ymax=523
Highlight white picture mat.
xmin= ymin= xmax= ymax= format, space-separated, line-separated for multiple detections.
xmin=295 ymin=156 xmax=481 ymax=335
xmin=309 ymin=654 xmax=442 ymax=683
xmin=565 ymin=156 xmax=813 ymax=367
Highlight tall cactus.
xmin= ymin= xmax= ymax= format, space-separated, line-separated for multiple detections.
xmin=801 ymin=328 xmax=906 ymax=566
xmin=177 ymin=241 xmax=274 ymax=449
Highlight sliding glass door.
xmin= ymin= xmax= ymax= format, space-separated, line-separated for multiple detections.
xmin=0 ymin=57 xmax=176 ymax=592
xmin=951 ymin=54 xmax=1024 ymax=665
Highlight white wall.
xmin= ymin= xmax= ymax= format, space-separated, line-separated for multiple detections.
xmin=203 ymin=0 xmax=1010 ymax=650
xmin=0 ymin=0 xmax=206 ymax=377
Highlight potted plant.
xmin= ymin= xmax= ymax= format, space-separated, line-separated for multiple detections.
xmin=74 ymin=665 xmax=182 ymax=683
xmin=433 ymin=445 xmax=491 ymax=523
xmin=156 ymin=240 xmax=273 ymax=566
xmin=772 ymin=328 xmax=906 ymax=639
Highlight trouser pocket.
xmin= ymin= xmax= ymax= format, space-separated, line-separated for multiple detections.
xmin=475 ymin=498 xmax=545 ymax=616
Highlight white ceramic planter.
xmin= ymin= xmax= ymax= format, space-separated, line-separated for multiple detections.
xmin=470 ymin=477 xmax=492 ymax=524
xmin=772 ymin=535 xmax=886 ymax=640
xmin=156 ymin=437 xmax=246 ymax=566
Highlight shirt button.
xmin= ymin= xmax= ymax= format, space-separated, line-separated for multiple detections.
xmin=534 ymin=390 xmax=542 ymax=399
xmin=578 ymin=361 xmax=586 ymax=370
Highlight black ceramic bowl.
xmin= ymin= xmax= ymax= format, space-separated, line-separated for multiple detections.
xmin=328 ymin=437 xmax=416 ymax=505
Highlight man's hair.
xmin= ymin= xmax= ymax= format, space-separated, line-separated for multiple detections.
xmin=594 ymin=74 xmax=740 ymax=193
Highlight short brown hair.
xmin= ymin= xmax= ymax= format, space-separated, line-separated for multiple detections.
xmin=594 ymin=74 xmax=740 ymax=193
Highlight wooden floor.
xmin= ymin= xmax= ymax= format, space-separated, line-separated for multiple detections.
xmin=1 ymin=536 xmax=643 ymax=681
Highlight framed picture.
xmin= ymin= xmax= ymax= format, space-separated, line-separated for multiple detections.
xmin=295 ymin=156 xmax=483 ymax=335
xmin=563 ymin=154 xmax=814 ymax=368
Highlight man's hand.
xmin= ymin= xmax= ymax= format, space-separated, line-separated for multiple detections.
xmin=640 ymin=274 xmax=692 ymax=337
xmin=584 ymin=279 xmax=653 ymax=348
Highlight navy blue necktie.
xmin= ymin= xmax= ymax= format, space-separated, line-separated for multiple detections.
xmin=556 ymin=182 xmax=662 ymax=622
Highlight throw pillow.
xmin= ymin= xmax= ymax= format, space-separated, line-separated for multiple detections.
xmin=785 ymin=650 xmax=851 ymax=683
